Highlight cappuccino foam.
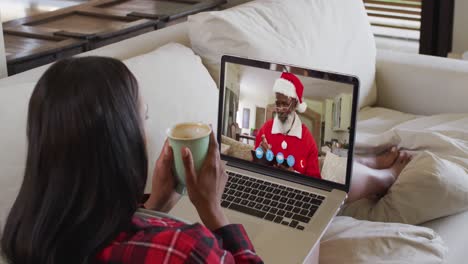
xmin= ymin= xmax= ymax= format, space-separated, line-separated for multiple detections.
xmin=169 ymin=123 xmax=210 ymax=140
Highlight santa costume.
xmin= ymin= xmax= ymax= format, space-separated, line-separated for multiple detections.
xmin=255 ymin=72 xmax=321 ymax=179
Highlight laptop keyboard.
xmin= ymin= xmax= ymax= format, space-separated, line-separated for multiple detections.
xmin=221 ymin=171 xmax=325 ymax=231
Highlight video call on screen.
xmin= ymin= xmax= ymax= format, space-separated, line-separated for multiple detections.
xmin=221 ymin=62 xmax=354 ymax=184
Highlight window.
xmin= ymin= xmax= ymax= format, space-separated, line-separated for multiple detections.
xmin=365 ymin=0 xmax=422 ymax=39
xmin=364 ymin=0 xmax=422 ymax=53
xmin=364 ymin=0 xmax=455 ymax=57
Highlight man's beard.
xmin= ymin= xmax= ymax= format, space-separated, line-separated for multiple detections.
xmin=279 ymin=112 xmax=294 ymax=123
xmin=277 ymin=112 xmax=295 ymax=133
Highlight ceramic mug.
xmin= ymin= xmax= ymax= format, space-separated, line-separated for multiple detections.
xmin=167 ymin=122 xmax=211 ymax=194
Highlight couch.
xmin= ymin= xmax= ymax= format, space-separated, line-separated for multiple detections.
xmin=0 ymin=12 xmax=6 ymax=79
xmin=1 ymin=1 xmax=467 ymax=263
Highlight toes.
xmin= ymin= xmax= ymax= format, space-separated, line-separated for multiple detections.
xmin=400 ymin=152 xmax=412 ymax=164
xmin=406 ymin=154 xmax=413 ymax=164
xmin=390 ymin=146 xmax=400 ymax=159
xmin=402 ymin=154 xmax=408 ymax=164
xmin=398 ymin=153 xmax=406 ymax=163
xmin=384 ymin=146 xmax=399 ymax=164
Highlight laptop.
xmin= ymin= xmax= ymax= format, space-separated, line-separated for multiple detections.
xmin=170 ymin=55 xmax=359 ymax=263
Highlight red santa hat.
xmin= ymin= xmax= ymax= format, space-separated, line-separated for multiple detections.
xmin=272 ymin=72 xmax=307 ymax=113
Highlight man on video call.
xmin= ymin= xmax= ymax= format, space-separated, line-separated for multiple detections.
xmin=255 ymin=72 xmax=321 ymax=179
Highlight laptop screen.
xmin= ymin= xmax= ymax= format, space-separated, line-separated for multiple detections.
xmin=219 ymin=56 xmax=359 ymax=190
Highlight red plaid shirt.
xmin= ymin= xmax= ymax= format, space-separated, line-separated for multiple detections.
xmin=96 ymin=211 xmax=263 ymax=263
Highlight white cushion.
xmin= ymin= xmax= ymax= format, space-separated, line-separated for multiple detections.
xmin=422 ymin=210 xmax=468 ymax=264
xmin=321 ymin=216 xmax=447 ymax=264
xmin=188 ymin=0 xmax=377 ymax=108
xmin=321 ymin=152 xmax=346 ymax=184
xmin=341 ymin=151 xmax=468 ymax=225
xmin=123 ymin=43 xmax=219 ymax=192
xmin=0 ymin=13 xmax=6 ymax=79
xmin=376 ymin=49 xmax=468 ymax=115
xmin=0 ymin=82 xmax=35 ymax=227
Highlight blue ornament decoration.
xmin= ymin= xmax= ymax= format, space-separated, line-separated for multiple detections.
xmin=276 ymin=152 xmax=284 ymax=164
xmin=266 ymin=150 xmax=274 ymax=162
xmin=255 ymin=147 xmax=264 ymax=159
xmin=287 ymin=155 xmax=295 ymax=167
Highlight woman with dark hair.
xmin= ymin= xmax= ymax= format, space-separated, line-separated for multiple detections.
xmin=1 ymin=57 xmax=263 ymax=264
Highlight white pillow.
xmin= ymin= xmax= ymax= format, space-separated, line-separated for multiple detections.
xmin=321 ymin=216 xmax=447 ymax=264
xmin=341 ymin=151 xmax=468 ymax=225
xmin=188 ymin=0 xmax=377 ymax=108
xmin=357 ymin=107 xmax=419 ymax=136
xmin=0 ymin=82 xmax=35 ymax=227
xmin=123 ymin=43 xmax=219 ymax=192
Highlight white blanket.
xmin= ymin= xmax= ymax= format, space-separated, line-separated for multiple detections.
xmin=323 ymin=108 xmax=468 ymax=193
xmin=327 ymin=108 xmax=468 ymax=264
xmin=355 ymin=108 xmax=468 ymax=159
xmin=321 ymin=216 xmax=447 ymax=264
xmin=342 ymin=108 xmax=468 ymax=225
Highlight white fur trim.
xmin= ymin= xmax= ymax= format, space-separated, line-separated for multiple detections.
xmin=273 ymin=78 xmax=297 ymax=99
xmin=297 ymin=101 xmax=307 ymax=113
xmin=272 ymin=112 xmax=303 ymax=139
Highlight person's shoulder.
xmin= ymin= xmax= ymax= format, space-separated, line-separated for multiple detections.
xmin=257 ymin=120 xmax=274 ymax=137
xmin=262 ymin=119 xmax=274 ymax=129
xmin=300 ymin=125 xmax=317 ymax=147
xmin=301 ymin=124 xmax=313 ymax=138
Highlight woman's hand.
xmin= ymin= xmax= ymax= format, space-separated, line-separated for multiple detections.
xmin=182 ymin=131 xmax=229 ymax=230
xmin=144 ymin=139 xmax=181 ymax=213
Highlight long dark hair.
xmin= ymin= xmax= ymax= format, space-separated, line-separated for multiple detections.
xmin=1 ymin=57 xmax=148 ymax=263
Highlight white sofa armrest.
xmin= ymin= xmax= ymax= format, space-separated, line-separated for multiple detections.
xmin=375 ymin=49 xmax=468 ymax=115
xmin=0 ymin=12 xmax=7 ymax=79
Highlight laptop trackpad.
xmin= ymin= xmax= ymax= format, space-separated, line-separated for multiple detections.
xmin=224 ymin=209 xmax=264 ymax=237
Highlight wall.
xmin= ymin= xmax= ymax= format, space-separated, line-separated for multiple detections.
xmin=303 ymin=98 xmax=323 ymax=117
xmin=322 ymin=99 xmax=349 ymax=144
xmin=323 ymin=99 xmax=334 ymax=142
xmin=237 ymin=100 xmax=257 ymax=133
xmin=452 ymin=0 xmax=468 ymax=55
xmin=222 ymin=63 xmax=242 ymax=135
xmin=225 ymin=63 xmax=241 ymax=96
xmin=0 ymin=11 xmax=7 ymax=78
xmin=237 ymin=86 xmax=271 ymax=134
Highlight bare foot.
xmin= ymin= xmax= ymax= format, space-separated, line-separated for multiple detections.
xmin=371 ymin=152 xmax=412 ymax=198
xmin=356 ymin=146 xmax=399 ymax=169
xmin=387 ymin=152 xmax=412 ymax=180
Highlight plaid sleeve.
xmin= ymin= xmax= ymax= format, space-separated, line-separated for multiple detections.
xmin=212 ymin=224 xmax=263 ymax=264
xmin=96 ymin=216 xmax=263 ymax=264
xmin=182 ymin=224 xmax=262 ymax=264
